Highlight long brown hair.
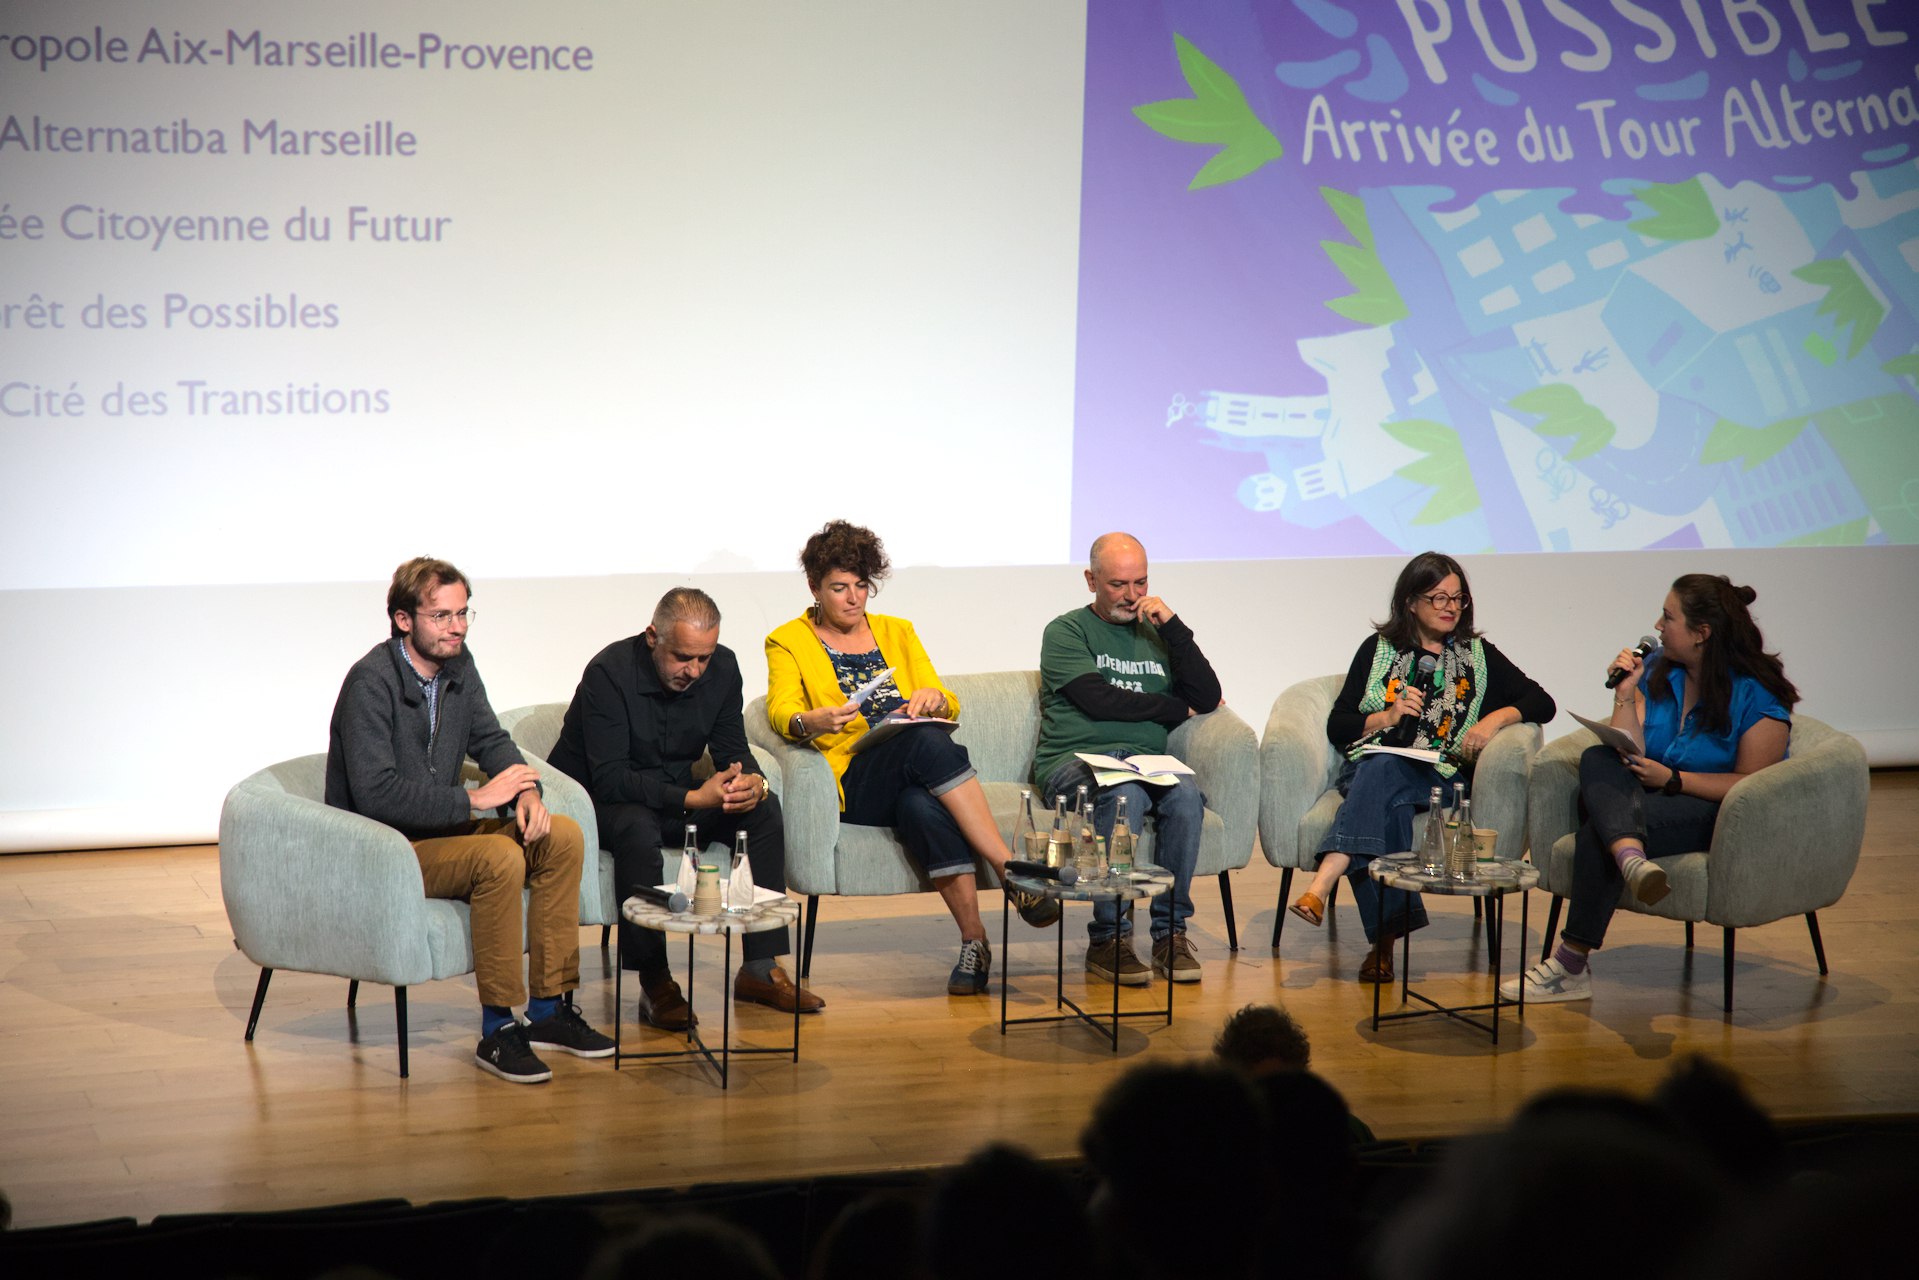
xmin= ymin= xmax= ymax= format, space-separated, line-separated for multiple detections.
xmin=1647 ymin=574 xmax=1798 ymax=733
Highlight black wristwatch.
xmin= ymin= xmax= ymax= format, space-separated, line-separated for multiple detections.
xmin=1662 ymin=770 xmax=1684 ymax=796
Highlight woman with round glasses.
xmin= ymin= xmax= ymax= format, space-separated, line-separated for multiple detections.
xmin=1502 ymin=574 xmax=1795 ymax=1004
xmin=1288 ymin=551 xmax=1556 ymax=982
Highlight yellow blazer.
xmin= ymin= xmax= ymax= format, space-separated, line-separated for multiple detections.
xmin=764 ymin=611 xmax=961 ymax=808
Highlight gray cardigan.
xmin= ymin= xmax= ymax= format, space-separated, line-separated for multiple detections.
xmin=325 ymin=639 xmax=527 ymax=839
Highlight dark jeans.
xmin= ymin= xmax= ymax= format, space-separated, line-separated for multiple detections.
xmin=1314 ymin=753 xmax=1459 ymax=944
xmin=1563 ymin=745 xmax=1720 ymax=951
xmin=597 ymin=796 xmax=790 ymax=974
xmin=1039 ymin=755 xmax=1202 ymax=945
xmin=841 ymin=726 xmax=979 ymax=879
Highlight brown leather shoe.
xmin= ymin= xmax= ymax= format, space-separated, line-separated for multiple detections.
xmin=1358 ymin=934 xmax=1398 ymax=984
xmin=1288 ymin=891 xmax=1326 ymax=928
xmin=734 ymin=965 xmax=825 ymax=1014
xmin=638 ymin=973 xmax=696 ymax=1031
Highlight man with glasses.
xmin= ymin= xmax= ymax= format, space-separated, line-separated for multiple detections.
xmin=548 ymin=587 xmax=822 ymax=1030
xmin=1032 ymin=532 xmax=1223 ymax=986
xmin=326 ymin=556 xmax=612 ymax=1083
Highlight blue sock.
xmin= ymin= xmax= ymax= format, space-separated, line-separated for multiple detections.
xmin=742 ymin=958 xmax=776 ymax=981
xmin=481 ymin=1005 xmax=514 ymax=1038
xmin=526 ymin=994 xmax=561 ymax=1024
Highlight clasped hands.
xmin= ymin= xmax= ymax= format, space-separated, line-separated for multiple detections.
xmin=689 ymin=762 xmax=765 ymax=814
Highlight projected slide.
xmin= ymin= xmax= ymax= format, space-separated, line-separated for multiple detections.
xmin=1074 ymin=0 xmax=1919 ymax=560
xmin=1 ymin=3 xmax=1078 ymax=590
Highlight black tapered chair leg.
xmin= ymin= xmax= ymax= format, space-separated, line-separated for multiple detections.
xmin=1271 ymin=869 xmax=1294 ymax=950
xmin=801 ymin=895 xmax=820 ymax=981
xmin=347 ymin=979 xmax=359 ymax=1009
xmin=396 ymin=986 xmax=409 ymax=1079
xmin=1805 ymin=912 xmax=1828 ymax=974
xmin=1685 ymin=921 xmax=1695 ymax=949
xmin=1722 ymin=928 xmax=1736 ymax=1013
xmin=1218 ymin=871 xmax=1238 ymax=952
xmin=1541 ymin=895 xmax=1564 ymax=962
xmin=600 ymin=925 xmax=611 ymax=950
xmin=245 ymin=967 xmax=273 ymax=1041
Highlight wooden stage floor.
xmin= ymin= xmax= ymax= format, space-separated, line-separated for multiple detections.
xmin=3 ymin=771 xmax=1915 ymax=1230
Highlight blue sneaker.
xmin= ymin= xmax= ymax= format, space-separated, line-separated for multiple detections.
xmin=947 ymin=938 xmax=991 ymax=995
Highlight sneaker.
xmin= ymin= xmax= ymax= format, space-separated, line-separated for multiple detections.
xmin=1151 ymin=932 xmax=1203 ymax=983
xmin=524 ymin=998 xmax=615 ymax=1059
xmin=475 ymin=1022 xmax=552 ymax=1084
xmin=1009 ymin=884 xmax=1062 ymax=929
xmin=1621 ymin=855 xmax=1671 ymax=906
xmin=948 ymin=938 xmax=992 ymax=996
xmin=1084 ymin=937 xmax=1151 ymax=987
xmin=1498 ymin=956 xmax=1593 ymax=1004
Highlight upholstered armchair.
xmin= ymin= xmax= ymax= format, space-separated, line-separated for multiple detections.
xmin=1527 ymin=716 xmax=1868 ymax=1011
xmin=1259 ymin=674 xmax=1542 ymax=951
xmin=219 ymin=747 xmax=608 ymax=1077
xmin=745 ymin=669 xmax=1259 ymax=978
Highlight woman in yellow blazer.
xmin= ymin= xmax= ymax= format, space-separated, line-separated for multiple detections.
xmin=766 ymin=520 xmax=1056 ymax=995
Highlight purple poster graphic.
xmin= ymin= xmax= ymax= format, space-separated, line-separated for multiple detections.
xmin=1073 ymin=1 xmax=1919 ymax=560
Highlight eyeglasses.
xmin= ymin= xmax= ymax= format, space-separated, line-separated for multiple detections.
xmin=412 ymin=608 xmax=476 ymax=626
xmin=1417 ymin=593 xmax=1469 ymax=609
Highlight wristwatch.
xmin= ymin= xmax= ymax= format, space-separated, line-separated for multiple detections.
xmin=789 ymin=712 xmax=806 ymax=739
xmin=1662 ymin=770 xmax=1684 ymax=796
xmin=757 ymin=773 xmax=770 ymax=802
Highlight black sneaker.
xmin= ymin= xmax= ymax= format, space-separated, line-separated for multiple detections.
xmin=524 ymin=998 xmax=615 ymax=1059
xmin=475 ymin=1022 xmax=552 ymax=1083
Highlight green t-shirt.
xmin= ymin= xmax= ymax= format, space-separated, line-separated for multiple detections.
xmin=1034 ymin=606 xmax=1174 ymax=786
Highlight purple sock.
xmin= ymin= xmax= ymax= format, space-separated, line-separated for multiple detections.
xmin=1611 ymin=843 xmax=1647 ymax=872
xmin=1553 ymin=941 xmax=1589 ymax=975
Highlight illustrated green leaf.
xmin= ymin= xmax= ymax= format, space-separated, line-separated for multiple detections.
xmin=1133 ymin=97 xmax=1246 ymax=144
xmin=1628 ymin=177 xmax=1719 ymax=241
xmin=1320 ymin=186 xmax=1373 ymax=250
xmin=1792 ymin=257 xmax=1885 ymax=358
xmin=1700 ymin=415 xmax=1808 ymax=471
xmin=1803 ymin=332 xmax=1838 ymax=365
xmin=1319 ymin=187 xmax=1407 ymax=327
xmin=1189 ymin=134 xmax=1284 ymax=190
xmin=1381 ymin=419 xmax=1482 ymax=525
xmin=1133 ymin=34 xmax=1283 ymax=190
xmin=1174 ymin=33 xmax=1245 ymax=106
xmin=1883 ymin=353 xmax=1919 ymax=379
xmin=1509 ymin=384 xmax=1616 ymax=460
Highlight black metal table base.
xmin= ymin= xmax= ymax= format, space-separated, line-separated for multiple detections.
xmin=997 ymin=895 xmax=1173 ymax=1051
xmin=1371 ymin=881 xmax=1528 ymax=1045
xmin=612 ymin=929 xmax=801 ymax=1089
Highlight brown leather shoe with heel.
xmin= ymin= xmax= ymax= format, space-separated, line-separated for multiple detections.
xmin=638 ymin=973 xmax=696 ymax=1031
xmin=734 ymin=965 xmax=825 ymax=1013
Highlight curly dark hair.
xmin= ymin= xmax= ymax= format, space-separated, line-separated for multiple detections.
xmin=799 ymin=520 xmax=890 ymax=591
xmin=1647 ymin=574 xmax=1798 ymax=734
xmin=1213 ymin=1003 xmax=1312 ymax=1073
xmin=1376 ymin=550 xmax=1480 ymax=650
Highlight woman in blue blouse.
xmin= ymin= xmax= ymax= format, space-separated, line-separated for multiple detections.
xmin=1507 ymin=574 xmax=1798 ymax=1004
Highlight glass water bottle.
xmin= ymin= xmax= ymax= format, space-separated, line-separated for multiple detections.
xmin=1108 ymin=793 xmax=1135 ymax=876
xmin=676 ymin=821 xmax=701 ymax=898
xmin=1012 ymin=789 xmax=1045 ymax=864
xmin=728 ymin=828 xmax=755 ymax=910
xmin=1046 ymin=795 xmax=1072 ymax=868
xmin=1449 ymin=796 xmax=1478 ymax=881
xmin=1417 ymin=786 xmax=1450 ymax=877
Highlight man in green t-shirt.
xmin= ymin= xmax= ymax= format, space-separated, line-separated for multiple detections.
xmin=1034 ymin=533 xmax=1222 ymax=985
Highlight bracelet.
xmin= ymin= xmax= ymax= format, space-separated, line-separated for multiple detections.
xmin=1612 ymin=694 xmax=1634 ymax=707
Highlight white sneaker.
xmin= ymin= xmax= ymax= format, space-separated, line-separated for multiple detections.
xmin=1620 ymin=855 xmax=1671 ymax=906
xmin=1500 ymin=956 xmax=1592 ymax=1003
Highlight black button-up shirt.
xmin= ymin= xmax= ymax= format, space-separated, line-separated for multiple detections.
xmin=548 ymin=634 xmax=762 ymax=822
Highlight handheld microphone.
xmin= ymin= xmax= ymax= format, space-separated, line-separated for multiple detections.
xmin=1385 ymin=654 xmax=1439 ymax=747
xmin=1603 ymin=636 xmax=1657 ymax=689
xmin=628 ymin=884 xmax=691 ymax=913
xmin=1006 ymin=860 xmax=1079 ymax=885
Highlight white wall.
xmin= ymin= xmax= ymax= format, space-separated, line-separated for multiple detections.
xmin=3 ymin=543 xmax=1911 ymax=852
